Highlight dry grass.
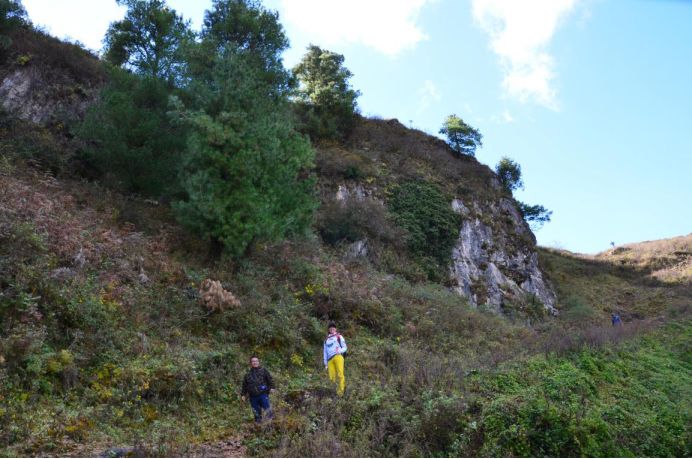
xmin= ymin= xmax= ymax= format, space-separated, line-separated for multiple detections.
xmin=0 ymin=167 xmax=187 ymax=296
xmin=316 ymin=117 xmax=503 ymax=204
xmin=538 ymin=247 xmax=690 ymax=325
xmin=595 ymin=234 xmax=692 ymax=284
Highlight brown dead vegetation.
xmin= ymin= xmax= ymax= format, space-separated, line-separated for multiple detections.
xmin=199 ymin=279 xmax=241 ymax=312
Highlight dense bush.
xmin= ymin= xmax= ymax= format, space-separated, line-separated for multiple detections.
xmin=316 ymin=197 xmax=404 ymax=248
xmin=388 ymin=181 xmax=461 ymax=276
xmin=0 ymin=111 xmax=67 ymax=174
xmin=77 ymin=69 xmax=187 ymax=198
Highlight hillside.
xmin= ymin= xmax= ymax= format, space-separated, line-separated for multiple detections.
xmin=595 ymin=234 xmax=692 ymax=284
xmin=1 ymin=26 xmax=691 ymax=458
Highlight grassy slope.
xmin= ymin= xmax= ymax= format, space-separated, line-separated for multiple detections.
xmin=1 ymin=151 xmax=690 ymax=456
xmin=1 ymin=24 xmax=689 ymax=457
xmin=595 ymin=234 xmax=692 ymax=284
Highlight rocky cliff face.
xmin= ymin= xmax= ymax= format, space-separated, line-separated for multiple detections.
xmin=450 ymin=198 xmax=556 ymax=313
xmin=1 ymin=29 xmax=557 ymax=315
xmin=321 ymin=118 xmax=557 ymax=314
xmin=0 ymin=29 xmax=104 ymax=126
xmin=0 ymin=67 xmax=99 ymax=124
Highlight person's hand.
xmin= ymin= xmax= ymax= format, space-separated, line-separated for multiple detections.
xmin=325 ymin=365 xmax=328 ymax=371
xmin=241 ymin=395 xmax=246 ymax=402
xmin=270 ymin=388 xmax=276 ymax=394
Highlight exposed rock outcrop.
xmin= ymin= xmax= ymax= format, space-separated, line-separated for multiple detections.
xmin=0 ymin=66 xmax=99 ymax=125
xmin=324 ymin=118 xmax=558 ymax=315
xmin=0 ymin=29 xmax=104 ymax=126
xmin=450 ymin=213 xmax=557 ymax=313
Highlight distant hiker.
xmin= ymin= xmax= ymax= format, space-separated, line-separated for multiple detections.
xmin=240 ymin=356 xmax=274 ymax=423
xmin=611 ymin=312 xmax=622 ymax=326
xmin=323 ymin=322 xmax=348 ymax=396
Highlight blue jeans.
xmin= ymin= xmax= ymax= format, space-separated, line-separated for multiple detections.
xmin=249 ymin=393 xmax=272 ymax=422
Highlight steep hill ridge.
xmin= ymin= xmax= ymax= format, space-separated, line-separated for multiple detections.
xmin=1 ymin=26 xmax=557 ymax=314
xmin=595 ymin=234 xmax=692 ymax=284
xmin=318 ymin=118 xmax=556 ymax=312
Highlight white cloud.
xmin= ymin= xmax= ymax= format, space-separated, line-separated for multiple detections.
xmin=472 ymin=0 xmax=578 ymax=110
xmin=418 ymin=79 xmax=441 ymax=111
xmin=23 ymin=0 xmax=126 ymax=53
xmin=501 ymin=108 xmax=514 ymax=123
xmin=276 ymin=0 xmax=431 ymax=56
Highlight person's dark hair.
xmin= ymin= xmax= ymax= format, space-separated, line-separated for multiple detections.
xmin=250 ymin=355 xmax=259 ymax=361
xmin=328 ymin=322 xmax=336 ymax=329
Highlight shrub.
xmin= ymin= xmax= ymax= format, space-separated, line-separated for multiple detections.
xmin=388 ymin=181 xmax=461 ymax=275
xmin=0 ymin=111 xmax=68 ymax=174
xmin=316 ymin=197 xmax=404 ymax=249
xmin=77 ymin=69 xmax=187 ymax=198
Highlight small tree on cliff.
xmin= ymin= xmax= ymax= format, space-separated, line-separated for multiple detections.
xmin=518 ymin=203 xmax=552 ymax=229
xmin=494 ymin=156 xmax=552 ymax=230
xmin=293 ymin=44 xmax=360 ymax=140
xmin=495 ymin=156 xmax=524 ymax=193
xmin=439 ymin=114 xmax=482 ymax=157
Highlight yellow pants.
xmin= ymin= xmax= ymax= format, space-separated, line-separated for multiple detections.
xmin=327 ymin=354 xmax=346 ymax=396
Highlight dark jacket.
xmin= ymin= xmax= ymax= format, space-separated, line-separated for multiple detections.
xmin=241 ymin=367 xmax=274 ymax=397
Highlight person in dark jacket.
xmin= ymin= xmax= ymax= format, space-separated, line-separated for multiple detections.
xmin=611 ymin=312 xmax=622 ymax=326
xmin=241 ymin=356 xmax=275 ymax=423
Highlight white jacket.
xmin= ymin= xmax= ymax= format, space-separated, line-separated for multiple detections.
xmin=323 ymin=333 xmax=347 ymax=366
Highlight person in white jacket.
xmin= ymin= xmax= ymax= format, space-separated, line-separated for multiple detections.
xmin=323 ymin=322 xmax=347 ymax=396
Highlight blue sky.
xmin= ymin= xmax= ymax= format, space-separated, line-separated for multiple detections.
xmin=22 ymin=0 xmax=692 ymax=253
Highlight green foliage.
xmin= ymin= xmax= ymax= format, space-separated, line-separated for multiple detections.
xmin=439 ymin=114 xmax=482 ymax=157
xmin=316 ymin=198 xmax=404 ymax=248
xmin=173 ymin=50 xmax=316 ymax=257
xmin=475 ymin=332 xmax=691 ymax=457
xmin=0 ymin=0 xmax=27 ymax=54
xmin=77 ymin=69 xmax=187 ymax=198
xmin=389 ymin=181 xmax=461 ymax=273
xmin=561 ymin=294 xmax=597 ymax=323
xmin=495 ymin=156 xmax=523 ymax=193
xmin=494 ymin=156 xmax=552 ymax=230
xmin=293 ymin=45 xmax=360 ymax=140
xmin=0 ymin=110 xmax=67 ymax=174
xmin=103 ymin=0 xmax=194 ymax=83
xmin=519 ymin=202 xmax=553 ymax=229
xmin=200 ymin=0 xmax=290 ymax=92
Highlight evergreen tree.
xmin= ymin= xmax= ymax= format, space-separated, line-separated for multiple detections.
xmin=200 ymin=0 xmax=291 ymax=94
xmin=173 ymin=51 xmax=316 ymax=257
xmin=78 ymin=69 xmax=188 ymax=198
xmin=495 ymin=156 xmax=524 ymax=193
xmin=0 ymin=0 xmax=28 ymax=53
xmin=439 ymin=114 xmax=482 ymax=157
xmin=172 ymin=2 xmax=315 ymax=256
xmin=518 ymin=203 xmax=552 ymax=230
xmin=103 ymin=0 xmax=194 ymax=83
xmin=293 ymin=44 xmax=360 ymax=140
